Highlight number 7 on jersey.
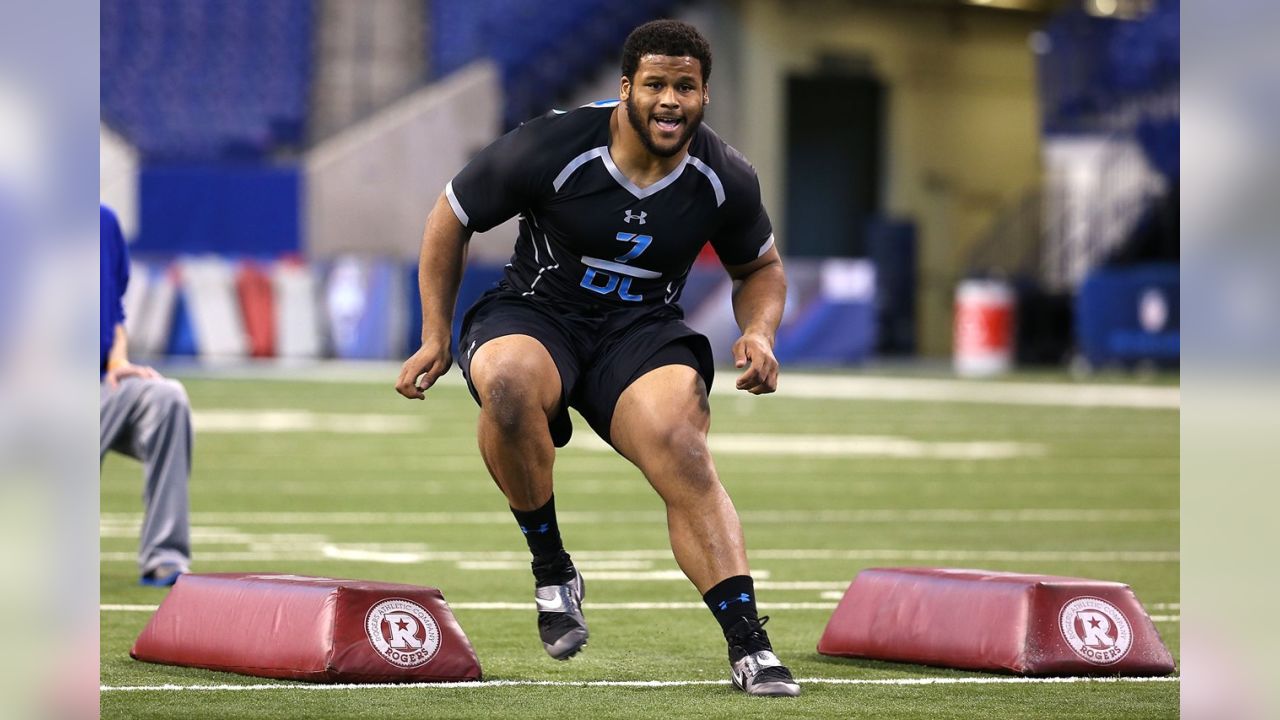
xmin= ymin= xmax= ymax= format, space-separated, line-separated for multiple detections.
xmin=579 ymin=232 xmax=659 ymax=302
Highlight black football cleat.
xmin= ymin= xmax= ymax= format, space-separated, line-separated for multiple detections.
xmin=535 ymin=570 xmax=588 ymax=660
xmin=726 ymin=616 xmax=801 ymax=697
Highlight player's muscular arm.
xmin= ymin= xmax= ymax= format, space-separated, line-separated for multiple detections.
xmin=724 ymin=246 xmax=786 ymax=395
xmin=396 ymin=192 xmax=473 ymax=399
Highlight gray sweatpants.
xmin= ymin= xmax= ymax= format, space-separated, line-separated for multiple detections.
xmin=100 ymin=376 xmax=193 ymax=575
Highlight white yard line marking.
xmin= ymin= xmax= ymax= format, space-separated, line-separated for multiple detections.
xmin=100 ymin=602 xmax=1181 ymax=619
xmin=134 ymin=457 xmax=1172 ymax=476
xmin=100 ymin=602 xmax=826 ymax=613
xmin=321 ymin=546 xmax=426 ymax=564
xmin=457 ymin=560 xmax=654 ymax=571
xmin=101 ymin=509 xmax=1177 ymax=526
xmin=756 ymin=581 xmax=850 ymax=590
xmin=178 ymin=364 xmax=1177 ymax=409
xmin=570 ymin=433 xmax=1042 ymax=459
xmin=450 ymin=601 xmax=822 ymax=610
xmin=755 ymin=548 xmax=1180 ymax=562
xmin=191 ymin=410 xmax=425 ymax=434
xmin=453 ymin=570 xmax=772 ymax=581
xmin=175 ymin=381 xmax=1172 ymax=438
xmin=713 ymin=374 xmax=1179 ymax=409
xmin=99 ymin=525 xmax=329 ymax=543
xmin=479 ymin=570 xmax=772 ymax=582
xmin=100 ymin=676 xmax=1179 ymax=692
xmin=100 ymin=547 xmax=1179 ymax=564
xmin=195 ymin=412 xmax=1086 ymax=446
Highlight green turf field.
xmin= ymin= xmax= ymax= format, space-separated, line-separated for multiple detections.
xmin=101 ymin=369 xmax=1178 ymax=719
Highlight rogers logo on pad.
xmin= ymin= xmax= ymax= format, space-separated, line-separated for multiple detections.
xmin=1058 ymin=596 xmax=1133 ymax=665
xmin=365 ymin=598 xmax=442 ymax=668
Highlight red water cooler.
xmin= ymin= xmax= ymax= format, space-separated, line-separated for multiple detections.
xmin=953 ymin=279 xmax=1015 ymax=377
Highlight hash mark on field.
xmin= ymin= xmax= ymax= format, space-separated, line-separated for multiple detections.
xmin=100 ymin=676 xmax=1179 ymax=692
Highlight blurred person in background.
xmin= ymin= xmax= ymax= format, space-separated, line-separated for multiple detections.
xmin=100 ymin=204 xmax=192 ymax=587
xmin=398 ymin=20 xmax=797 ymax=696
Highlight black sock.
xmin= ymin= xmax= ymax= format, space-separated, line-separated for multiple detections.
xmin=702 ymin=575 xmax=759 ymax=636
xmin=511 ymin=495 xmax=574 ymax=586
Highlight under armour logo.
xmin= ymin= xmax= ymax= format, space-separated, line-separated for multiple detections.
xmin=717 ymin=593 xmax=752 ymax=611
xmin=624 ymin=210 xmax=647 ymax=225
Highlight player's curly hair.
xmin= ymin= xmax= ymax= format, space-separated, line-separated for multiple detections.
xmin=621 ymin=20 xmax=712 ymax=84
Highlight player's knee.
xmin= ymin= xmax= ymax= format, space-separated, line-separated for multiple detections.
xmin=652 ymin=422 xmax=713 ymax=474
xmin=475 ymin=352 xmax=557 ymax=431
xmin=481 ymin=373 xmax=542 ymax=434
xmin=150 ymin=379 xmax=191 ymax=417
xmin=650 ymin=425 xmax=720 ymax=500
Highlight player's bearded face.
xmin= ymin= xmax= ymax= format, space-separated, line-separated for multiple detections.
xmin=625 ymin=55 xmax=706 ymax=158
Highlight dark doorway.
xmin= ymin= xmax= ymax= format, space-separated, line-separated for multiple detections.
xmin=784 ymin=70 xmax=885 ymax=257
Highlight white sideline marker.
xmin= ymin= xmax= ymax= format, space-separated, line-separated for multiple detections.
xmin=101 ymin=676 xmax=1179 ymax=692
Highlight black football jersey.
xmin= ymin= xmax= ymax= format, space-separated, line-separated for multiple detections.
xmin=446 ymin=102 xmax=774 ymax=311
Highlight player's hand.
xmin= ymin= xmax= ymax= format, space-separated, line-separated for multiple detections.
xmin=731 ymin=332 xmax=779 ymax=395
xmin=396 ymin=339 xmax=453 ymax=399
xmin=105 ymin=362 xmax=161 ymax=389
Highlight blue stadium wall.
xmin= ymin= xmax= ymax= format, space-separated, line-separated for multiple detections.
xmin=132 ymin=165 xmax=302 ymax=258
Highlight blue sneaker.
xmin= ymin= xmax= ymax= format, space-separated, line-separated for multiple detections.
xmin=139 ymin=565 xmax=185 ymax=587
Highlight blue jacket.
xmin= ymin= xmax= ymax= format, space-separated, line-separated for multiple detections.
xmin=100 ymin=205 xmax=129 ymax=376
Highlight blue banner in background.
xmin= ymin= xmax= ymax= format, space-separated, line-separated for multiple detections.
xmin=133 ymin=165 xmax=301 ymax=257
xmin=1076 ymin=263 xmax=1179 ymax=367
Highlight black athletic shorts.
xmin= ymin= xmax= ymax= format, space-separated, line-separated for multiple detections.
xmin=456 ymin=287 xmax=715 ymax=448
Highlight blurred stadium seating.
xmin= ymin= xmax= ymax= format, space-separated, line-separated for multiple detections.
xmin=101 ymin=0 xmax=677 ymax=157
xmin=964 ymin=0 xmax=1179 ymax=368
xmin=101 ymin=0 xmax=313 ymax=160
xmin=1038 ymin=0 xmax=1179 ymax=270
xmin=430 ymin=0 xmax=681 ymax=128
